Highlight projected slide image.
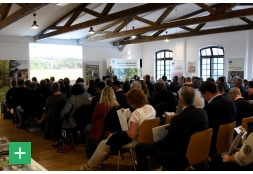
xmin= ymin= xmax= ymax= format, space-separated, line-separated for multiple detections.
xmin=29 ymin=44 xmax=82 ymax=83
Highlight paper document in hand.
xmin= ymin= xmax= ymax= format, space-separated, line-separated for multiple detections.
xmin=152 ymin=124 xmax=170 ymax=142
xmin=234 ymin=126 xmax=243 ymax=134
xmin=117 ymin=108 xmax=131 ymax=131
xmin=227 ymin=129 xmax=246 ymax=156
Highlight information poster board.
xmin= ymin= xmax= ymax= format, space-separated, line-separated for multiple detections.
xmin=107 ymin=58 xmax=141 ymax=81
xmin=228 ymin=58 xmax=244 ymax=85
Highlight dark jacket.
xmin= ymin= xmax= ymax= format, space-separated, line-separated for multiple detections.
xmin=154 ymin=105 xmax=209 ymax=170
xmin=204 ymin=95 xmax=237 ymax=156
xmin=234 ymin=98 xmax=253 ymax=126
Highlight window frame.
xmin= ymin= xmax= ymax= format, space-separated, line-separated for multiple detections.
xmin=155 ymin=50 xmax=173 ymax=80
xmin=200 ymin=46 xmax=224 ymax=81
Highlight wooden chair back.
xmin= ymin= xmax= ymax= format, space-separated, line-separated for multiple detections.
xmin=216 ymin=121 xmax=236 ymax=154
xmin=241 ymin=116 xmax=253 ymax=132
xmin=165 ymin=114 xmax=176 ymax=124
xmin=186 ymin=128 xmax=213 ymax=166
xmin=138 ymin=117 xmax=160 ymax=144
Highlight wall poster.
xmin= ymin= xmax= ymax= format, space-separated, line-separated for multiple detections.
xmin=9 ymin=60 xmax=29 ymax=80
xmin=170 ymin=60 xmax=184 ymax=80
xmin=227 ymin=58 xmax=244 ymax=85
xmin=188 ymin=61 xmax=196 ymax=73
xmin=0 ymin=60 xmax=10 ymax=103
xmin=86 ymin=64 xmax=99 ymax=86
xmin=107 ymin=58 xmax=141 ymax=81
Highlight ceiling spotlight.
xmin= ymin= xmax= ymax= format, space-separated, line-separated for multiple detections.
xmin=164 ymin=31 xmax=169 ymax=42
xmin=89 ymin=27 xmax=95 ymax=34
xmin=31 ymin=13 xmax=39 ymax=29
xmin=131 ymin=26 xmax=136 ymax=39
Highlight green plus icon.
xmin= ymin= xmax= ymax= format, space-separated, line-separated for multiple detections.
xmin=9 ymin=142 xmax=31 ymax=164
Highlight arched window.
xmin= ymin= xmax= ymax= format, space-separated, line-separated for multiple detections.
xmin=200 ymin=46 xmax=224 ymax=81
xmin=155 ymin=50 xmax=173 ymax=80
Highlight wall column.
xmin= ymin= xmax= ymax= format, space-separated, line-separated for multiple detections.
xmin=245 ymin=30 xmax=253 ymax=80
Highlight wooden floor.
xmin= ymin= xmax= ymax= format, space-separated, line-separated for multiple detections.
xmin=0 ymin=115 xmax=161 ymax=171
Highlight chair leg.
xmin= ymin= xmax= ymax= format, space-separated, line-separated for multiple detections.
xmin=204 ymin=160 xmax=210 ymax=170
xmin=117 ymin=150 xmax=121 ymax=171
xmin=70 ymin=132 xmax=75 ymax=152
xmin=129 ymin=149 xmax=136 ymax=171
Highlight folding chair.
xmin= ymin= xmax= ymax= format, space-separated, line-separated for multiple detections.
xmin=216 ymin=121 xmax=236 ymax=154
xmin=117 ymin=117 xmax=160 ymax=170
xmin=186 ymin=128 xmax=213 ymax=170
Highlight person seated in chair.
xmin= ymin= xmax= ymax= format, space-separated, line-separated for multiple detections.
xmin=135 ymin=86 xmax=209 ymax=171
xmin=61 ymin=84 xmax=91 ymax=143
xmin=80 ymin=88 xmax=156 ymax=170
xmin=210 ymin=124 xmax=253 ymax=171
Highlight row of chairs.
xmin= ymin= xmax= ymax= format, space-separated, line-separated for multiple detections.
xmin=118 ymin=115 xmax=253 ymax=171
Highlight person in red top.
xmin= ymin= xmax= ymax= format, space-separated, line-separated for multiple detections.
xmin=88 ymin=86 xmax=119 ymax=141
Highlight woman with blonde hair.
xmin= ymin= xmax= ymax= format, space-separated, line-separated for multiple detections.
xmin=80 ymin=88 xmax=156 ymax=170
xmin=86 ymin=87 xmax=119 ymax=146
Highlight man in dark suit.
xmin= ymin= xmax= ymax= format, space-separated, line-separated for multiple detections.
xmin=135 ymin=86 xmax=209 ymax=171
xmin=228 ymin=87 xmax=253 ymax=126
xmin=199 ymin=81 xmax=237 ymax=156
xmin=105 ymin=66 xmax=114 ymax=78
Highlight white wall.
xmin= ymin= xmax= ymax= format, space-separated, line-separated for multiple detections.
xmin=141 ymin=30 xmax=253 ymax=80
xmin=1 ymin=29 xmax=253 ymax=82
xmin=0 ymin=36 xmax=33 ymax=60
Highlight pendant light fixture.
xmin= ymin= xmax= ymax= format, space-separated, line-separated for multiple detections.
xmin=164 ymin=31 xmax=169 ymax=42
xmin=89 ymin=27 xmax=95 ymax=34
xmin=31 ymin=13 xmax=39 ymax=29
xmin=131 ymin=27 xmax=136 ymax=39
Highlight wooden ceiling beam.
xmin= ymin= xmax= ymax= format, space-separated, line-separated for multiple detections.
xmin=113 ymin=18 xmax=133 ymax=32
xmin=0 ymin=4 xmax=12 ymax=21
xmin=155 ymin=6 xmax=175 ymax=24
xmin=240 ymin=17 xmax=253 ymax=24
xmin=0 ymin=3 xmax=48 ymax=30
xmin=97 ymin=19 xmax=123 ymax=31
xmin=152 ymin=30 xmax=164 ymax=37
xmin=83 ymin=7 xmax=101 ymax=17
xmin=88 ymin=7 xmax=253 ymax=42
xmin=132 ymin=15 xmax=155 ymax=26
xmin=195 ymin=23 xmax=206 ymax=31
xmin=214 ymin=3 xmax=238 ymax=14
xmin=101 ymin=3 xmax=114 ymax=16
xmin=36 ymin=3 xmax=177 ymax=40
xmin=64 ymin=6 xmax=83 ymax=27
xmin=180 ymin=26 xmax=195 ymax=32
xmin=116 ymin=6 xmax=175 ymax=43
xmin=195 ymin=3 xmax=216 ymax=14
xmin=119 ymin=24 xmax=253 ymax=45
xmin=15 ymin=3 xmax=28 ymax=8
xmin=38 ymin=4 xmax=88 ymax=35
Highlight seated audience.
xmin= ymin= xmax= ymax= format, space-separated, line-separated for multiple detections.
xmin=112 ymin=80 xmax=126 ymax=108
xmin=39 ymin=82 xmax=67 ymax=147
xmin=80 ymin=88 xmax=156 ymax=170
xmin=5 ymin=79 xmax=18 ymax=109
xmin=169 ymin=76 xmax=181 ymax=93
xmin=154 ymin=80 xmax=177 ymax=112
xmin=228 ymin=87 xmax=253 ymax=126
xmin=61 ymin=84 xmax=91 ymax=138
xmin=199 ymin=81 xmax=236 ymax=156
xmin=135 ymin=86 xmax=209 ymax=170
xmin=243 ymin=81 xmax=253 ymax=101
xmin=87 ymin=86 xmax=119 ymax=143
xmin=234 ymin=78 xmax=246 ymax=95
xmin=176 ymin=79 xmax=204 ymax=114
xmin=218 ymin=85 xmax=229 ymax=98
